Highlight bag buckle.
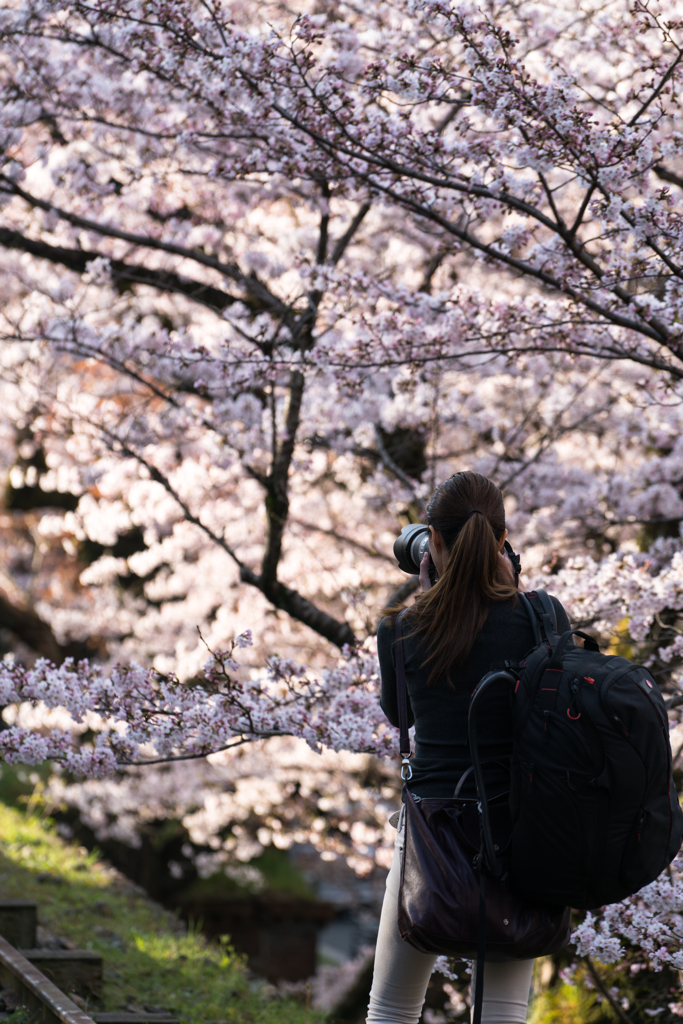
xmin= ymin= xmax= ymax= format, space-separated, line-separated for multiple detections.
xmin=400 ymin=757 xmax=413 ymax=781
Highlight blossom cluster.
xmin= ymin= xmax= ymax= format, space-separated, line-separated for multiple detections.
xmin=0 ymin=635 xmax=394 ymax=775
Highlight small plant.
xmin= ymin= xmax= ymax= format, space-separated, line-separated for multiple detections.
xmin=6 ymin=1009 xmax=40 ymax=1023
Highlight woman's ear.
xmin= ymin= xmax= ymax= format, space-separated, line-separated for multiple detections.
xmin=498 ymin=528 xmax=509 ymax=551
xmin=428 ymin=525 xmax=442 ymax=553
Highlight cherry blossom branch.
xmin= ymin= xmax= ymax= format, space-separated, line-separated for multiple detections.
xmin=102 ymin=431 xmax=355 ymax=648
xmin=0 ymin=176 xmax=293 ymax=322
xmin=0 ymin=633 xmax=390 ymax=775
xmin=627 ymin=35 xmax=683 ymax=126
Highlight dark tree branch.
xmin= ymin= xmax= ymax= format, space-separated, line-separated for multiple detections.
xmin=628 ymin=48 xmax=683 ymax=126
xmin=256 ymin=575 xmax=354 ymax=648
xmin=290 ymin=517 xmax=394 ymax=562
xmin=654 ymin=164 xmax=683 ymax=190
xmin=329 ymin=202 xmax=371 ymax=264
xmin=0 ymin=590 xmax=92 ymax=663
xmin=384 ymin=576 xmax=420 ymax=610
xmin=321 ymin=340 xmax=683 ymax=379
xmin=317 ymin=180 xmax=331 ymax=264
xmin=0 ymin=228 xmax=242 ymax=313
xmin=582 ymin=957 xmax=632 ymax=1024
xmin=568 ymin=184 xmax=597 ymax=238
xmin=418 ymin=246 xmax=449 ymax=294
xmin=121 ymin=733 xmax=284 ymax=765
xmin=374 ymin=426 xmax=423 ymax=507
xmin=261 ymin=369 xmax=305 ymax=589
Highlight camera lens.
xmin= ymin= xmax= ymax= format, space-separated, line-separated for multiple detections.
xmin=393 ymin=524 xmax=430 ymax=574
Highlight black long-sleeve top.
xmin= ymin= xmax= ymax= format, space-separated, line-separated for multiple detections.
xmin=378 ymin=594 xmax=571 ymax=799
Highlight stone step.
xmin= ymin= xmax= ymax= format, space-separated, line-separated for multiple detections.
xmin=0 ymin=934 xmax=96 ymax=1024
xmin=0 ymin=904 xmax=177 ymax=1021
xmin=0 ymin=900 xmax=37 ymax=949
xmin=20 ymin=949 xmax=103 ymax=998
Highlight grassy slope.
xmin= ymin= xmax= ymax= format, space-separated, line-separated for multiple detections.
xmin=0 ymin=802 xmax=319 ymax=1024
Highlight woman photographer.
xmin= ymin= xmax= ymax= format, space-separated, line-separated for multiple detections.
xmin=367 ymin=471 xmax=570 ymax=1024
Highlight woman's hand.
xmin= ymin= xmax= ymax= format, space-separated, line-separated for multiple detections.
xmin=419 ymin=551 xmax=432 ymax=592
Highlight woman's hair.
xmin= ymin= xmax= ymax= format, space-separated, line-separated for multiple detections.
xmin=386 ymin=471 xmax=518 ymax=683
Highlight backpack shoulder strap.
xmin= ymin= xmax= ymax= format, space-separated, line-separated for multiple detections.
xmin=535 ymin=589 xmax=558 ymax=634
xmin=519 ymin=592 xmax=541 ymax=645
xmin=520 ymin=589 xmax=557 ymax=644
xmin=394 ymin=609 xmax=412 ymax=764
xmin=469 ymin=668 xmax=517 ymax=877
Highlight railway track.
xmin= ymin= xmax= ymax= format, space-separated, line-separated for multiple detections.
xmin=0 ymin=900 xmax=178 ymax=1024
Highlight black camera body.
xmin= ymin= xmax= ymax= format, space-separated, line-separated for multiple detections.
xmin=393 ymin=523 xmax=521 ymax=586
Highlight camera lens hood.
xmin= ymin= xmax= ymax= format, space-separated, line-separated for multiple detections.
xmin=393 ymin=523 xmax=430 ymax=575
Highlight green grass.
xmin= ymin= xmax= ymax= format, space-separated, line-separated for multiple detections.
xmin=250 ymin=847 xmax=317 ymax=899
xmin=182 ymin=846 xmax=316 ymax=902
xmin=529 ymin=979 xmax=602 ymax=1024
xmin=0 ymin=802 xmax=320 ymax=1024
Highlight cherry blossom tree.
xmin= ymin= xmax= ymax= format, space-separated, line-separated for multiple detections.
xmin=0 ymin=0 xmax=682 ymax=775
xmin=2 ymin=0 xmax=683 ymax=1009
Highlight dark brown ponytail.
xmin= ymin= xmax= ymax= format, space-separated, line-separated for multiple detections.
xmin=387 ymin=472 xmax=517 ymax=683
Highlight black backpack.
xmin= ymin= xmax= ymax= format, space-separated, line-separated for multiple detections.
xmin=470 ymin=590 xmax=683 ymax=909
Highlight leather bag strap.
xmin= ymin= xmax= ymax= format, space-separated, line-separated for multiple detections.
xmin=394 ymin=610 xmax=412 ymax=769
xmin=472 ymin=875 xmax=486 ymax=1024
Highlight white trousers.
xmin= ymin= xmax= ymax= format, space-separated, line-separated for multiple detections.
xmin=366 ymin=819 xmax=534 ymax=1024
